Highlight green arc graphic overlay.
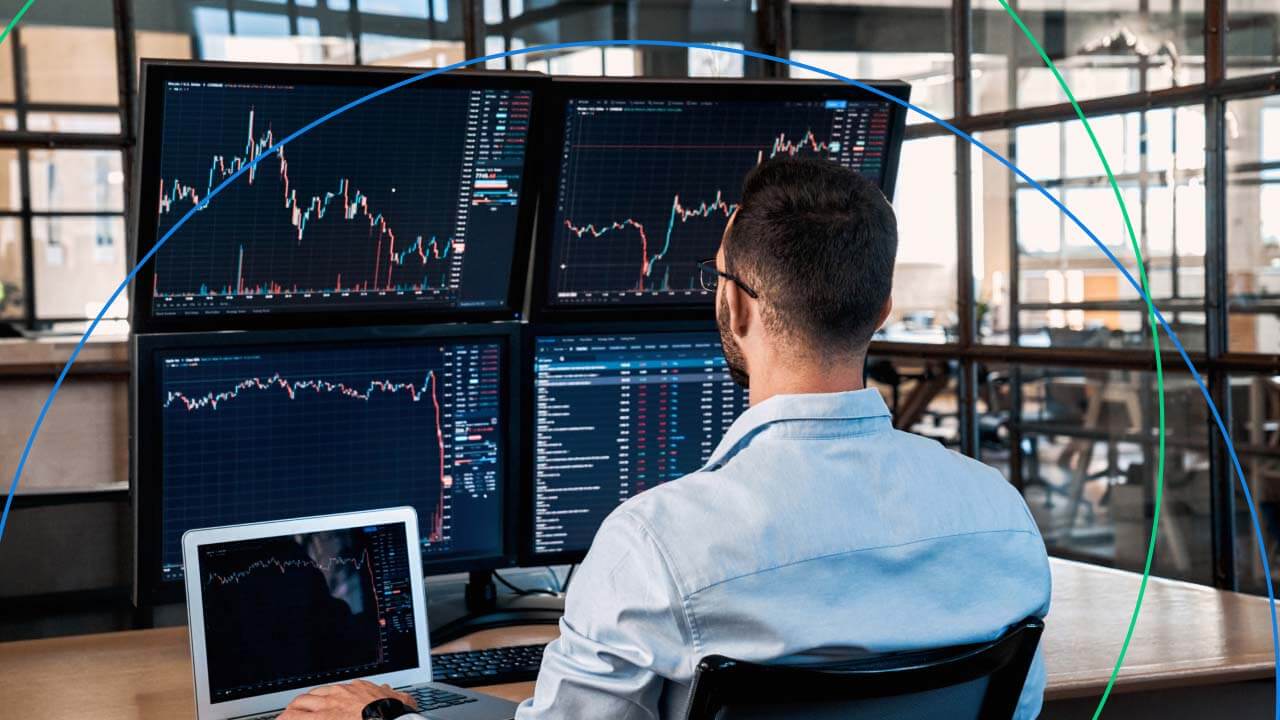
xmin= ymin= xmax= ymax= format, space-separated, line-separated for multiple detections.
xmin=996 ymin=2 xmax=1168 ymax=718
xmin=0 ymin=0 xmax=36 ymax=47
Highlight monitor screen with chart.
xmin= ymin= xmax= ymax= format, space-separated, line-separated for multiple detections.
xmin=132 ymin=325 xmax=519 ymax=602
xmin=132 ymin=62 xmax=543 ymax=331
xmin=533 ymin=79 xmax=908 ymax=318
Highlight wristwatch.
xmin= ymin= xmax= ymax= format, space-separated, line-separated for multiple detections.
xmin=362 ymin=697 xmax=413 ymax=720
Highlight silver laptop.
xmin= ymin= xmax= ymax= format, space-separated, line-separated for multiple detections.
xmin=182 ymin=507 xmax=518 ymax=720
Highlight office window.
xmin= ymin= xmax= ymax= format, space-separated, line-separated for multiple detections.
xmin=491 ymin=0 xmax=759 ymax=77
xmin=134 ymin=0 xmax=463 ymax=67
xmin=134 ymin=1 xmax=354 ymax=64
xmin=0 ymin=3 xmax=129 ymax=326
xmin=790 ymin=0 xmax=953 ymax=122
xmin=1232 ymin=372 xmax=1280 ymax=596
xmin=972 ymin=107 xmax=1207 ymax=350
xmin=1225 ymin=95 xmax=1280 ymax=355
xmin=971 ymin=0 xmax=1205 ymax=115
xmin=981 ymin=362 xmax=1211 ymax=584
xmin=880 ymin=136 xmax=958 ymax=344
xmin=1227 ymin=0 xmax=1280 ymax=79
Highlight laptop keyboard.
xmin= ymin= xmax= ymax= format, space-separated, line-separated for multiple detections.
xmin=407 ymin=685 xmax=478 ymax=712
xmin=235 ymin=685 xmax=474 ymax=720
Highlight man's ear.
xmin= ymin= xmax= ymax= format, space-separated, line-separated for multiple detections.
xmin=875 ymin=296 xmax=893 ymax=331
xmin=724 ymin=275 xmax=751 ymax=338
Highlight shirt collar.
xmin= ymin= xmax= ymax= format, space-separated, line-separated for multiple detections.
xmin=703 ymin=388 xmax=893 ymax=470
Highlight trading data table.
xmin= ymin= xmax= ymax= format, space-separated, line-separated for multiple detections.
xmin=531 ymin=331 xmax=749 ymax=555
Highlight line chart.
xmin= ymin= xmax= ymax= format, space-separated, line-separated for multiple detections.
xmin=156 ymin=341 xmax=504 ymax=581
xmin=205 ymin=547 xmax=373 ymax=587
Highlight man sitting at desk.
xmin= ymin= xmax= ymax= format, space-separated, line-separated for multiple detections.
xmin=286 ymin=156 xmax=1052 ymax=720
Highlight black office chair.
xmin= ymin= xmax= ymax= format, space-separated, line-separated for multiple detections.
xmin=682 ymin=617 xmax=1044 ymax=720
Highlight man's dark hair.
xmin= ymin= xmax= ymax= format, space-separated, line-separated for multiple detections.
xmin=725 ymin=155 xmax=898 ymax=352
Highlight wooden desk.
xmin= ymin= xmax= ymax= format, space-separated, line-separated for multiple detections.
xmin=0 ymin=559 xmax=1273 ymax=719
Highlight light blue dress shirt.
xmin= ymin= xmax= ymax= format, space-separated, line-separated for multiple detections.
xmin=515 ymin=388 xmax=1052 ymax=719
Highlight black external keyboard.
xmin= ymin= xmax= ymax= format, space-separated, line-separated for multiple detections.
xmin=432 ymin=643 xmax=548 ymax=687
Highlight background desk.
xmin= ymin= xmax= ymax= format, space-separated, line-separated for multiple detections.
xmin=0 ymin=559 xmax=1273 ymax=720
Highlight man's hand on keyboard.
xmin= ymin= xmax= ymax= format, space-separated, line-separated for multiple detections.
xmin=278 ymin=679 xmax=417 ymax=719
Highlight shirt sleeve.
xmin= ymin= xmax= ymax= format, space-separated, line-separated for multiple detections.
xmin=514 ymin=510 xmax=695 ymax=720
xmin=1014 ymin=532 xmax=1053 ymax=720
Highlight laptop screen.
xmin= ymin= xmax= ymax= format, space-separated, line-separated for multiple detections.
xmin=197 ymin=522 xmax=420 ymax=703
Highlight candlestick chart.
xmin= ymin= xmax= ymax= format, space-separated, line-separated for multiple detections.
xmin=157 ymin=340 xmax=505 ymax=582
xmin=147 ymin=79 xmax=531 ymax=319
xmin=547 ymin=97 xmax=893 ymax=308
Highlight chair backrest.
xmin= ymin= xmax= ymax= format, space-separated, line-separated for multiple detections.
xmin=682 ymin=617 xmax=1044 ymax=720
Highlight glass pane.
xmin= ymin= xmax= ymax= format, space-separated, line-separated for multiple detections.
xmin=1227 ymin=0 xmax=1280 ymax=78
xmin=32 ymin=216 xmax=128 ymax=320
xmin=0 ymin=148 xmax=20 ymax=211
xmin=496 ymin=0 xmax=758 ymax=77
xmin=24 ymin=112 xmax=121 ymax=134
xmin=982 ymin=363 xmax=1211 ymax=584
xmin=132 ymin=0 xmax=358 ymax=65
xmin=136 ymin=30 xmax=195 ymax=65
xmin=361 ymin=35 xmax=465 ymax=67
xmin=0 ymin=217 xmax=22 ymax=319
xmin=877 ymin=136 xmax=958 ymax=344
xmin=1225 ymin=96 xmax=1280 ymax=355
xmin=867 ymin=356 xmax=960 ymax=448
xmin=790 ymin=0 xmax=952 ymax=122
xmin=28 ymin=149 xmax=125 ymax=213
xmin=1232 ymin=373 xmax=1280 ymax=595
xmin=973 ymin=108 xmax=1207 ymax=349
xmin=0 ymin=39 xmax=13 ymax=103
xmin=19 ymin=25 xmax=120 ymax=106
xmin=361 ymin=0 xmax=429 ymax=18
xmin=972 ymin=0 xmax=1205 ymax=115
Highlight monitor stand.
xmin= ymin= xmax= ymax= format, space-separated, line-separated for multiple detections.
xmin=429 ymin=570 xmax=564 ymax=647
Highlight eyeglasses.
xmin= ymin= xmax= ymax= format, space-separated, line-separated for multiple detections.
xmin=697 ymin=258 xmax=759 ymax=299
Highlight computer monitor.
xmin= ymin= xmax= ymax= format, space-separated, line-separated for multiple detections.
xmin=133 ymin=324 xmax=521 ymax=604
xmin=130 ymin=61 xmax=545 ymax=332
xmin=530 ymin=77 xmax=909 ymax=320
xmin=521 ymin=324 xmax=751 ymax=563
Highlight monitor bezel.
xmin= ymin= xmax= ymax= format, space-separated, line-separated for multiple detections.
xmin=129 ymin=59 xmax=548 ymax=333
xmin=132 ymin=322 xmax=523 ymax=607
xmin=517 ymin=318 xmax=729 ymax=567
xmin=528 ymin=76 xmax=911 ymax=323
